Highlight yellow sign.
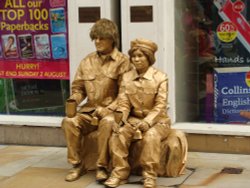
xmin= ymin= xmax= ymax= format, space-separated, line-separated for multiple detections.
xmin=217 ymin=21 xmax=237 ymax=43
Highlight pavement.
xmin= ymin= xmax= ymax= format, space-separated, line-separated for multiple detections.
xmin=0 ymin=145 xmax=250 ymax=188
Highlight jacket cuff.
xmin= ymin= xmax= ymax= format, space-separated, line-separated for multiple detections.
xmin=143 ymin=118 xmax=153 ymax=127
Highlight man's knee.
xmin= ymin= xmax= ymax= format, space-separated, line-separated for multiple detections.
xmin=62 ymin=117 xmax=77 ymax=131
xmin=62 ymin=117 xmax=70 ymax=128
xmin=99 ymin=115 xmax=116 ymax=132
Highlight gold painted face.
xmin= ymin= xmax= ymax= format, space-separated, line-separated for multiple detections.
xmin=131 ymin=49 xmax=150 ymax=73
xmin=94 ymin=37 xmax=113 ymax=55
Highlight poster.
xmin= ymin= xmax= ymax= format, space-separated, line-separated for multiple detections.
xmin=0 ymin=0 xmax=69 ymax=80
xmin=214 ymin=67 xmax=250 ymax=123
xmin=213 ymin=0 xmax=250 ymax=67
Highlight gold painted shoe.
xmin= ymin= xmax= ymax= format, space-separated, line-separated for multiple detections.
xmin=104 ymin=176 xmax=127 ymax=187
xmin=144 ymin=178 xmax=156 ymax=188
xmin=96 ymin=168 xmax=108 ymax=182
xmin=65 ymin=166 xmax=86 ymax=182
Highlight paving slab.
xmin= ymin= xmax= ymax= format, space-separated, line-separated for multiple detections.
xmin=179 ymin=168 xmax=250 ymax=188
xmin=1 ymin=145 xmax=250 ymax=188
xmin=0 ymin=167 xmax=95 ymax=188
xmin=32 ymin=148 xmax=71 ymax=169
xmin=86 ymin=169 xmax=194 ymax=188
xmin=0 ymin=145 xmax=68 ymax=177
xmin=187 ymin=152 xmax=250 ymax=169
xmin=0 ymin=145 xmax=7 ymax=149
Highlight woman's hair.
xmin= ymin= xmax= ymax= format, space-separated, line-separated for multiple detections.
xmin=128 ymin=38 xmax=157 ymax=65
xmin=89 ymin=18 xmax=119 ymax=48
xmin=128 ymin=47 xmax=156 ymax=65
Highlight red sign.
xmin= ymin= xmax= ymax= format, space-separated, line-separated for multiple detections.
xmin=0 ymin=0 xmax=69 ymax=80
xmin=0 ymin=61 xmax=69 ymax=79
xmin=233 ymin=0 xmax=245 ymax=12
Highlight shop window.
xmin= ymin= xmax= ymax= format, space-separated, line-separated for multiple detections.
xmin=0 ymin=0 xmax=70 ymax=116
xmin=0 ymin=79 xmax=69 ymax=116
xmin=175 ymin=0 xmax=250 ymax=124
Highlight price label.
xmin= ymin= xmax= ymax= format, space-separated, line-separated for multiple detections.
xmin=246 ymin=72 xmax=250 ymax=87
xmin=217 ymin=21 xmax=237 ymax=42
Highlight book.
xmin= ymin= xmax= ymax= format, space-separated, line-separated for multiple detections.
xmin=1 ymin=34 xmax=18 ymax=58
xmin=50 ymin=0 xmax=65 ymax=7
xmin=214 ymin=67 xmax=250 ymax=123
xmin=51 ymin=34 xmax=67 ymax=59
xmin=50 ymin=8 xmax=67 ymax=33
xmin=34 ymin=34 xmax=51 ymax=59
xmin=18 ymin=34 xmax=34 ymax=59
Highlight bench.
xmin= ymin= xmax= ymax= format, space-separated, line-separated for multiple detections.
xmin=80 ymin=128 xmax=188 ymax=177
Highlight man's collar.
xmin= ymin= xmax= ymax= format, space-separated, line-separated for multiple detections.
xmin=97 ymin=47 xmax=118 ymax=61
xmin=110 ymin=47 xmax=119 ymax=60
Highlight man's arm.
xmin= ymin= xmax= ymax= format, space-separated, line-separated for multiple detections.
xmin=69 ymin=63 xmax=87 ymax=105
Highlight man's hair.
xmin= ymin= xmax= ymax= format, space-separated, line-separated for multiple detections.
xmin=89 ymin=18 xmax=119 ymax=48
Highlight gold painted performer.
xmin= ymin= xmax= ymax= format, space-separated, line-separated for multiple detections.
xmin=104 ymin=38 xmax=187 ymax=188
xmin=61 ymin=18 xmax=131 ymax=182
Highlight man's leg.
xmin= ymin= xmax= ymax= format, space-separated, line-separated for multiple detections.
xmin=61 ymin=114 xmax=96 ymax=181
xmin=96 ymin=114 xmax=115 ymax=181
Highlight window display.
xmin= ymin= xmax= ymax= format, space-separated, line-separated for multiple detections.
xmin=0 ymin=79 xmax=69 ymax=115
xmin=0 ymin=0 xmax=70 ymax=116
xmin=176 ymin=0 xmax=250 ymax=124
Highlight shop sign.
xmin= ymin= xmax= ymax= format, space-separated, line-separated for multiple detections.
xmin=0 ymin=0 xmax=69 ymax=80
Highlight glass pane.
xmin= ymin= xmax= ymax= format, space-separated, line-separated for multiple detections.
xmin=0 ymin=78 xmax=69 ymax=116
xmin=0 ymin=1 xmax=70 ymax=117
xmin=175 ymin=0 xmax=250 ymax=124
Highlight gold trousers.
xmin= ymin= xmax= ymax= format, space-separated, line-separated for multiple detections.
xmin=109 ymin=119 xmax=170 ymax=180
xmin=61 ymin=113 xmax=116 ymax=169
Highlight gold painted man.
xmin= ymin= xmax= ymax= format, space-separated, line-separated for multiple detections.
xmin=105 ymin=38 xmax=185 ymax=188
xmin=61 ymin=18 xmax=131 ymax=182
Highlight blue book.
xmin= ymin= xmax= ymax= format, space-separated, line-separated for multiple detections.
xmin=214 ymin=67 xmax=250 ymax=124
xmin=50 ymin=8 xmax=67 ymax=33
xmin=51 ymin=34 xmax=67 ymax=59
